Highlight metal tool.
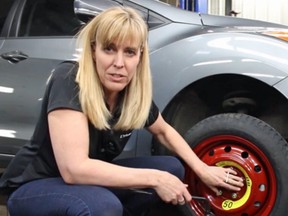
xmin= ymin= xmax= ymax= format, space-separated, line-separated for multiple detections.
xmin=130 ymin=189 xmax=214 ymax=216
xmin=177 ymin=201 xmax=197 ymax=216
xmin=177 ymin=196 xmax=215 ymax=216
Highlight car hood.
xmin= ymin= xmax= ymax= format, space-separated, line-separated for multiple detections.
xmin=199 ymin=13 xmax=287 ymax=28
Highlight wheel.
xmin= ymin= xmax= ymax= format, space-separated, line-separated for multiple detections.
xmin=183 ymin=113 xmax=288 ymax=216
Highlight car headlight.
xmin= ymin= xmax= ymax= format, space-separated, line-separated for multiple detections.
xmin=262 ymin=30 xmax=288 ymax=41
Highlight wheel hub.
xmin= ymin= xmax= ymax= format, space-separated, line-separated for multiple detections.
xmin=185 ymin=135 xmax=276 ymax=216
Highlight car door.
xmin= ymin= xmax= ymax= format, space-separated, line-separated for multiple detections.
xmin=0 ymin=0 xmax=83 ymax=167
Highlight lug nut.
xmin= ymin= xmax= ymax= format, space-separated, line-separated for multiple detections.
xmin=232 ymin=193 xmax=237 ymax=199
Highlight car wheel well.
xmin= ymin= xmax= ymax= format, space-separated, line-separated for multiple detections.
xmin=162 ymin=74 xmax=288 ymax=140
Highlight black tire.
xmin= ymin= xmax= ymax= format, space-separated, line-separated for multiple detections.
xmin=183 ymin=113 xmax=288 ymax=216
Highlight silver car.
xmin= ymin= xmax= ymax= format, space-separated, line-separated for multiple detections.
xmin=1 ymin=0 xmax=288 ymax=215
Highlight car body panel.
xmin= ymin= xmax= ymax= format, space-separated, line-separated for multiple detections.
xmin=150 ymin=31 xmax=288 ymax=110
xmin=274 ymin=76 xmax=288 ymax=98
xmin=0 ymin=40 xmax=4 ymax=49
xmin=0 ymin=37 xmax=77 ymax=166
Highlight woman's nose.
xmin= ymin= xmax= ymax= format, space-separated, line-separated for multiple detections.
xmin=113 ymin=53 xmax=124 ymax=68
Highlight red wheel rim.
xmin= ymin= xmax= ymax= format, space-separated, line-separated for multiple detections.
xmin=185 ymin=135 xmax=277 ymax=216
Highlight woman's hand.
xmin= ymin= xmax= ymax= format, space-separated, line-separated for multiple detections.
xmin=198 ymin=164 xmax=244 ymax=195
xmin=153 ymin=171 xmax=192 ymax=205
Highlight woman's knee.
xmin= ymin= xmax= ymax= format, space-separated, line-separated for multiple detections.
xmin=162 ymin=156 xmax=185 ymax=180
xmin=59 ymin=185 xmax=124 ymax=216
xmin=114 ymin=156 xmax=185 ymax=180
xmin=83 ymin=190 xmax=123 ymax=216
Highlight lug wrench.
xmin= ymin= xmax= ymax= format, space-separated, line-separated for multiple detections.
xmin=177 ymin=201 xmax=196 ymax=216
xmin=130 ymin=189 xmax=214 ymax=216
xmin=177 ymin=196 xmax=215 ymax=216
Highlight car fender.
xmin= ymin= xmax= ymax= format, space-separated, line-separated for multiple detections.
xmin=274 ymin=76 xmax=288 ymax=99
xmin=150 ymin=32 xmax=288 ymax=110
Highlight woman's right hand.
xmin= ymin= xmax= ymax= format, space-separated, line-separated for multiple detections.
xmin=153 ymin=171 xmax=192 ymax=205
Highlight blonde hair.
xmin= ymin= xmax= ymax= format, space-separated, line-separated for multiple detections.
xmin=76 ymin=7 xmax=152 ymax=130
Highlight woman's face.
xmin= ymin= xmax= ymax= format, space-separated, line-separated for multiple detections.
xmin=93 ymin=40 xmax=141 ymax=95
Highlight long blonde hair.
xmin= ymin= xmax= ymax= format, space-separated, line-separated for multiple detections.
xmin=76 ymin=7 xmax=152 ymax=130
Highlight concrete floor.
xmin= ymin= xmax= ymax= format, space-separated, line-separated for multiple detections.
xmin=0 ymin=205 xmax=8 ymax=216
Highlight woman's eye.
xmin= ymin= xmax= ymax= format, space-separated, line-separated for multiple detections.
xmin=125 ymin=49 xmax=136 ymax=56
xmin=103 ymin=45 xmax=115 ymax=53
xmin=104 ymin=47 xmax=113 ymax=52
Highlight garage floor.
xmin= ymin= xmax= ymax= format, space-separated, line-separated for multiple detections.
xmin=0 ymin=205 xmax=8 ymax=215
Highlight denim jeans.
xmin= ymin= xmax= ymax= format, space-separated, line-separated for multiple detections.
xmin=7 ymin=156 xmax=185 ymax=216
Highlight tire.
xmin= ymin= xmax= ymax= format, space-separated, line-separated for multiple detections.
xmin=183 ymin=113 xmax=288 ymax=216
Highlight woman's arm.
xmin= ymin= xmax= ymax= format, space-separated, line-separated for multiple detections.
xmin=48 ymin=109 xmax=159 ymax=187
xmin=147 ymin=113 xmax=244 ymax=194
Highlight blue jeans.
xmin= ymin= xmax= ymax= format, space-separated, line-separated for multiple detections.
xmin=7 ymin=156 xmax=185 ymax=216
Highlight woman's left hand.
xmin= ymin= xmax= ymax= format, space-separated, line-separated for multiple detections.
xmin=199 ymin=164 xmax=244 ymax=195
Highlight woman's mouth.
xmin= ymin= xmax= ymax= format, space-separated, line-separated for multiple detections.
xmin=108 ymin=73 xmax=126 ymax=82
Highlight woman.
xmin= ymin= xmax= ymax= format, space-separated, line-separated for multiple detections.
xmin=0 ymin=6 xmax=243 ymax=216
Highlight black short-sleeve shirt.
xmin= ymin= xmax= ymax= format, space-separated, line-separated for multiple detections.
xmin=0 ymin=61 xmax=159 ymax=189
